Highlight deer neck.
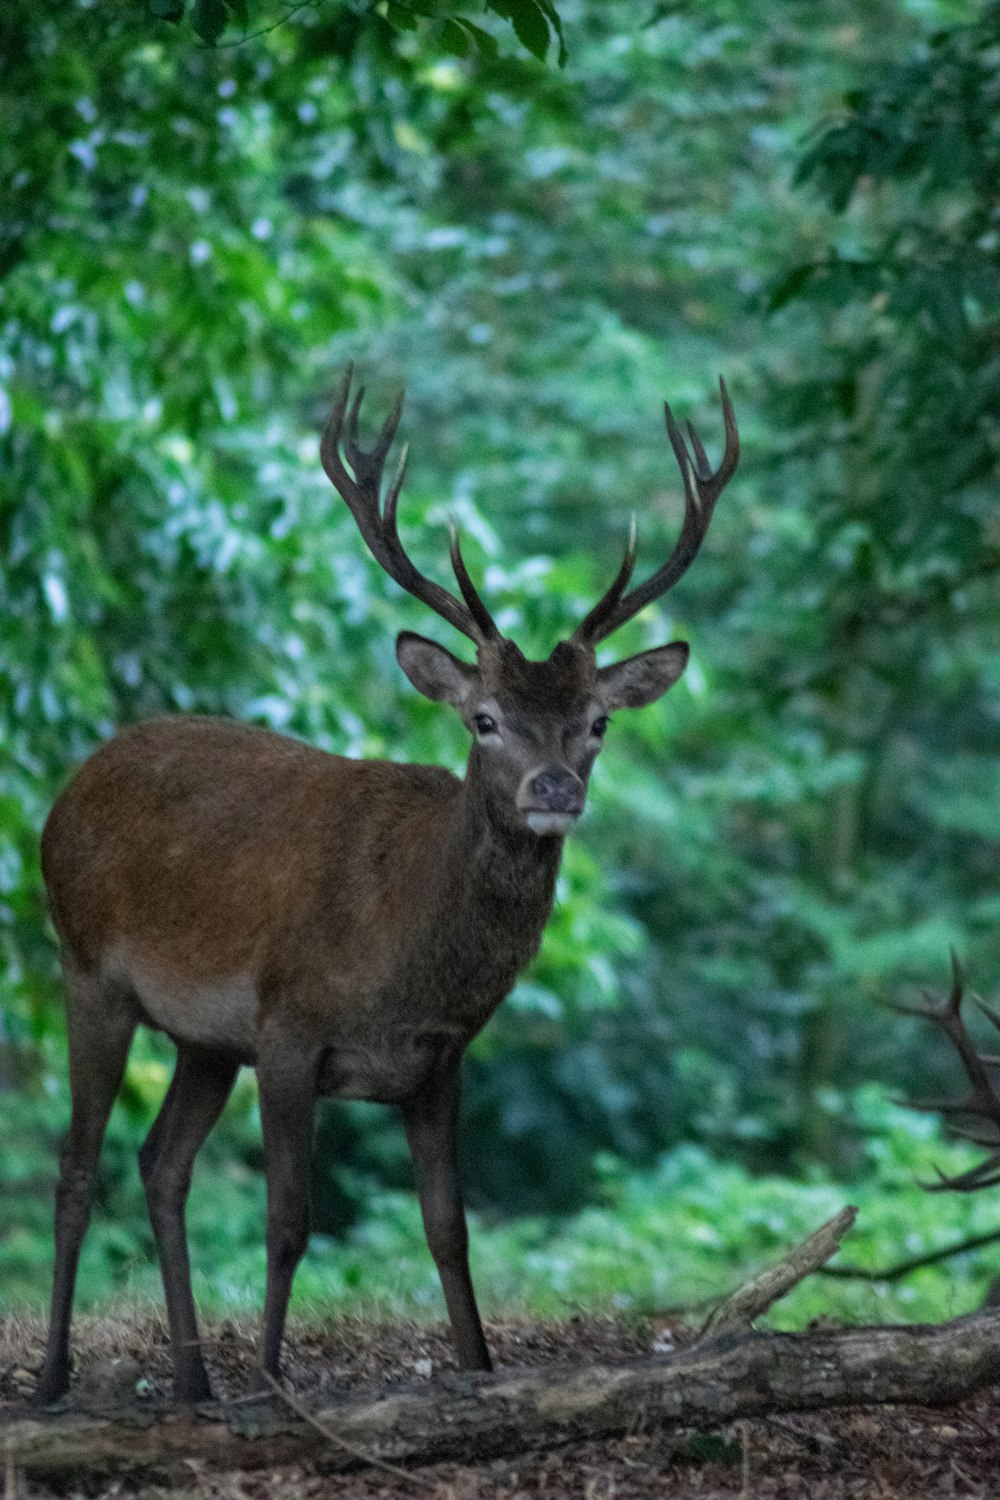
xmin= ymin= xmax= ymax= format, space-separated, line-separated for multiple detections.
xmin=397 ymin=756 xmax=564 ymax=1034
xmin=451 ymin=753 xmax=563 ymax=917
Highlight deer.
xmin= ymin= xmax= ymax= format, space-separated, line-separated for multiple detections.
xmin=36 ymin=366 xmax=739 ymax=1405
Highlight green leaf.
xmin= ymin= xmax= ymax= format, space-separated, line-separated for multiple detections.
xmin=510 ymin=0 xmax=550 ymax=62
xmin=643 ymin=1 xmax=682 ymax=23
xmin=438 ymin=19 xmax=472 ymax=56
xmin=455 ymin=20 xmax=499 ymax=61
xmin=534 ymin=0 xmax=567 ymax=65
xmin=191 ymin=0 xmax=228 ymax=44
xmin=221 ymin=0 xmax=249 ymax=27
xmin=384 ymin=2 xmax=420 ymax=32
xmin=486 ymin=0 xmax=552 ymax=63
xmin=767 ymin=261 xmax=819 ymax=312
xmin=148 ymin=0 xmax=186 ymax=20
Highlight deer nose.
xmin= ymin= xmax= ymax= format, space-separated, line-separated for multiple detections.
xmin=527 ymin=767 xmax=585 ymax=814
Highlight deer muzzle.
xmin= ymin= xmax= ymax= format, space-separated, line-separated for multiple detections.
xmin=518 ymin=766 xmax=585 ymax=836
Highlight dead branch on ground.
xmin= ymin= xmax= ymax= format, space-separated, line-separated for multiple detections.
xmin=4 ymin=1207 xmax=1000 ymax=1482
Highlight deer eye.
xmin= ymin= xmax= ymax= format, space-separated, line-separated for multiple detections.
xmin=590 ymin=716 xmax=610 ymax=740
xmin=473 ymin=713 xmax=499 ymax=738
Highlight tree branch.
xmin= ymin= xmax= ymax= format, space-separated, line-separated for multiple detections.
xmin=698 ymin=1206 xmax=857 ymax=1340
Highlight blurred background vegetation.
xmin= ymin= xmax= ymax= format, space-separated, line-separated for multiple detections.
xmin=1 ymin=0 xmax=997 ymax=1327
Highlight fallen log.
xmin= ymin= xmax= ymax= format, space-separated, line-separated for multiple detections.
xmin=4 ymin=1209 xmax=1000 ymax=1481
xmin=4 ymin=1310 xmax=1000 ymax=1480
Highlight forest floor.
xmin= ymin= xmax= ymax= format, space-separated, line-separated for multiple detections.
xmin=2 ymin=1310 xmax=999 ymax=1499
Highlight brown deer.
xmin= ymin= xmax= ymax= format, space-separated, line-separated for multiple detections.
xmin=36 ymin=367 xmax=739 ymax=1404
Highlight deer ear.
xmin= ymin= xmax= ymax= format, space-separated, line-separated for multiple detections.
xmin=396 ymin=632 xmax=478 ymax=707
xmin=596 ymin=642 xmax=689 ymax=710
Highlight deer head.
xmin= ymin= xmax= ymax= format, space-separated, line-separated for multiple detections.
xmin=321 ymin=366 xmax=739 ymax=838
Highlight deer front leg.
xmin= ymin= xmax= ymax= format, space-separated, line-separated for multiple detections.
xmin=256 ymin=1047 xmax=317 ymax=1383
xmin=402 ymin=1055 xmax=492 ymax=1372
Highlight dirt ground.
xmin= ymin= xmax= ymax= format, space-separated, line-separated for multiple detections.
xmin=2 ymin=1311 xmax=998 ymax=1498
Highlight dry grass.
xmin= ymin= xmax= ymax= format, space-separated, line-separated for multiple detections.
xmin=2 ymin=1310 xmax=999 ymax=1498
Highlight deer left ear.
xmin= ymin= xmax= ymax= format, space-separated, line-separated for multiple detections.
xmin=596 ymin=642 xmax=689 ymax=710
xmin=396 ymin=631 xmax=479 ymax=707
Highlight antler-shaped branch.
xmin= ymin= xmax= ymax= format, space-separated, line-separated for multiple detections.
xmin=893 ymin=951 xmax=1000 ymax=1191
xmin=320 ymin=367 xmax=498 ymax=646
xmin=573 ymin=379 xmax=739 ymax=647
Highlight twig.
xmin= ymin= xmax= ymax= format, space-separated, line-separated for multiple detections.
xmin=259 ymin=1373 xmax=433 ymax=1492
xmin=213 ymin=0 xmax=324 ymax=50
xmin=819 ymin=1225 xmax=1000 ymax=1282
xmin=697 ymin=1206 xmax=858 ymax=1342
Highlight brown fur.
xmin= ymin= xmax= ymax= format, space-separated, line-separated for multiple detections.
xmin=42 ymin=710 xmax=568 ymax=1066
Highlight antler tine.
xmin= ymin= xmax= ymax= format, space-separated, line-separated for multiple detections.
xmin=381 ymin=442 xmax=410 ymax=540
xmin=570 ymin=515 xmax=637 ymax=646
xmin=907 ymin=1093 xmax=1000 ymax=1125
xmin=947 ymin=1120 xmax=1000 ymax=1147
xmin=449 ymin=525 xmax=500 ymax=642
xmin=924 ymin=1157 xmax=1000 ymax=1193
xmin=345 ymin=381 xmax=366 ymax=455
xmin=685 ymin=419 xmax=712 ymax=480
xmin=345 ymin=386 xmax=405 ymax=492
xmin=319 ymin=365 xmax=354 ymax=488
xmin=320 ymin=368 xmax=494 ymax=645
xmin=575 ymin=377 xmax=739 ymax=647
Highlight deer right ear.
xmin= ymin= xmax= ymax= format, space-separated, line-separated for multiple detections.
xmin=396 ymin=632 xmax=478 ymax=707
xmin=596 ymin=641 xmax=690 ymax=710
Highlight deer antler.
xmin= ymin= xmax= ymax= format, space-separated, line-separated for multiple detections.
xmin=321 ymin=367 xmax=499 ymax=646
xmin=573 ymin=378 xmax=739 ymax=647
xmin=893 ymin=951 xmax=1000 ymax=1192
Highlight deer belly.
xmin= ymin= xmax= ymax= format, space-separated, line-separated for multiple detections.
xmin=106 ymin=947 xmax=259 ymax=1058
xmin=316 ymin=1032 xmax=456 ymax=1105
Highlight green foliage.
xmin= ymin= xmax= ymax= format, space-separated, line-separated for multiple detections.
xmin=148 ymin=0 xmax=566 ymax=62
xmin=1 ymin=0 xmax=998 ymax=1316
xmin=4 ymin=1085 xmax=997 ymax=1327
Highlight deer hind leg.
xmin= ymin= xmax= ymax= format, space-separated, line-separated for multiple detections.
xmin=37 ymin=967 xmax=138 ymax=1404
xmin=139 ymin=1046 xmax=239 ymax=1402
xmin=256 ymin=1046 xmax=317 ymax=1383
xmin=402 ymin=1056 xmax=492 ymax=1372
